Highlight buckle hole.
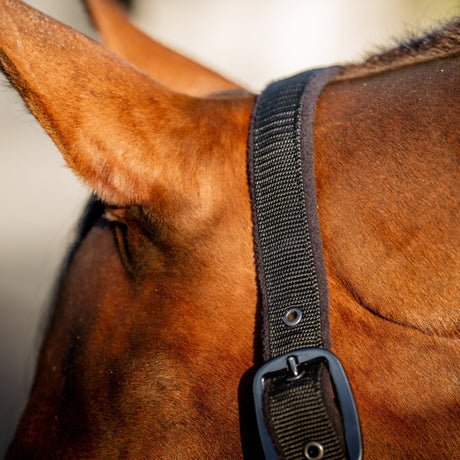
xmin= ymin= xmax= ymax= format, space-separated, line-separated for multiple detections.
xmin=283 ymin=308 xmax=302 ymax=326
xmin=304 ymin=441 xmax=324 ymax=460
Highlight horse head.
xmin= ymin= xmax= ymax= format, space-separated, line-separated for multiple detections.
xmin=1 ymin=0 xmax=458 ymax=458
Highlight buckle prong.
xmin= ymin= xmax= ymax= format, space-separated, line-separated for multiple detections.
xmin=253 ymin=348 xmax=362 ymax=460
xmin=286 ymin=355 xmax=305 ymax=381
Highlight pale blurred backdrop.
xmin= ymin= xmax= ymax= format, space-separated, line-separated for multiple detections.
xmin=0 ymin=0 xmax=457 ymax=454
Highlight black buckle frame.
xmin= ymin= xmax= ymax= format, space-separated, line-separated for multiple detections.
xmin=253 ymin=348 xmax=362 ymax=460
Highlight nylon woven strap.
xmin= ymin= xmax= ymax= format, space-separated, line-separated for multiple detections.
xmin=248 ymin=66 xmax=346 ymax=459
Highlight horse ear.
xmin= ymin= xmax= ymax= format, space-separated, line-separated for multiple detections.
xmin=84 ymin=0 xmax=243 ymax=96
xmin=0 ymin=1 xmax=253 ymax=209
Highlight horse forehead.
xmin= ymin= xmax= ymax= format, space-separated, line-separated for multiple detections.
xmin=59 ymin=224 xmax=132 ymax=324
xmin=54 ymin=225 xmax=161 ymax=367
xmin=58 ymin=213 xmax=254 ymax=333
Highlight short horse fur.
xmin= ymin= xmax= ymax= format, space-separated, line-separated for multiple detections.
xmin=1 ymin=0 xmax=459 ymax=458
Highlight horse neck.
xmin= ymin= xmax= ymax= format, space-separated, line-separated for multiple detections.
xmin=314 ymin=53 xmax=459 ymax=338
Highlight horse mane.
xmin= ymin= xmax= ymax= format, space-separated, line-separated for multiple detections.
xmin=336 ymin=17 xmax=460 ymax=81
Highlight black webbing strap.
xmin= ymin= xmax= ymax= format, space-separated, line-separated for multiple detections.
xmin=249 ymin=67 xmax=361 ymax=460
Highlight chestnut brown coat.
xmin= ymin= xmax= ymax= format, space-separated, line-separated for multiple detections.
xmin=1 ymin=0 xmax=459 ymax=458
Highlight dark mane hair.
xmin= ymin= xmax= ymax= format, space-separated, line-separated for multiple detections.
xmin=337 ymin=18 xmax=460 ymax=81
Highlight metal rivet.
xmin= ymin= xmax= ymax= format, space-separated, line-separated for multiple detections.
xmin=283 ymin=308 xmax=302 ymax=326
xmin=304 ymin=441 xmax=324 ymax=460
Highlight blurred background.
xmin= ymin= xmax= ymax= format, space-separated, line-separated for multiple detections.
xmin=0 ymin=0 xmax=457 ymax=454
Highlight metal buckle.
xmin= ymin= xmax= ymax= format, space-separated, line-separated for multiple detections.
xmin=253 ymin=348 xmax=362 ymax=460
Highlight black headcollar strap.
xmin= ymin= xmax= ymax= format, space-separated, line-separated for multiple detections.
xmin=248 ymin=67 xmax=362 ymax=460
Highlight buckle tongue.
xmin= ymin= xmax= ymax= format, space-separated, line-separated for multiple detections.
xmin=253 ymin=348 xmax=362 ymax=460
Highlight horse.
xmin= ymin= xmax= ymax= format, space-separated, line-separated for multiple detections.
xmin=1 ymin=0 xmax=458 ymax=458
